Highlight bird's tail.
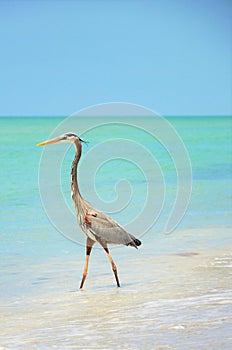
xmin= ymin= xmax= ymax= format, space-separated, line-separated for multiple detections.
xmin=127 ymin=234 xmax=142 ymax=249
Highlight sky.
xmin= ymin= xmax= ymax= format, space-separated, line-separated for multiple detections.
xmin=0 ymin=0 xmax=231 ymax=116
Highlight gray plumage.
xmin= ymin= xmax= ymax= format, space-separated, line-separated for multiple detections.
xmin=70 ymin=133 xmax=141 ymax=248
xmin=37 ymin=132 xmax=141 ymax=288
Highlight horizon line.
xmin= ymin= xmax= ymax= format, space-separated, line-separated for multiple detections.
xmin=0 ymin=115 xmax=231 ymax=118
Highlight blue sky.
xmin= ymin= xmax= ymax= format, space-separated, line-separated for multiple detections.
xmin=0 ymin=0 xmax=231 ymax=116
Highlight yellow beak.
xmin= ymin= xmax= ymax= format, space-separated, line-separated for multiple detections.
xmin=37 ymin=137 xmax=62 ymax=147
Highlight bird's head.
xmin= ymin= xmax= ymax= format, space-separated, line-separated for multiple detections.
xmin=37 ymin=132 xmax=85 ymax=147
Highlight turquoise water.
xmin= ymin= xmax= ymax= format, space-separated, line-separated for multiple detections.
xmin=0 ymin=116 xmax=231 ymax=349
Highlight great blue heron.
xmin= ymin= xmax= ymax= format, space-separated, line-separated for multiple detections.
xmin=37 ymin=132 xmax=141 ymax=289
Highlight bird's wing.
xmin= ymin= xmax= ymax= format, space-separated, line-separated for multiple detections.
xmin=84 ymin=209 xmax=136 ymax=247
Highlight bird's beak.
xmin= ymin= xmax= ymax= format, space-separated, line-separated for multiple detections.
xmin=37 ymin=136 xmax=63 ymax=147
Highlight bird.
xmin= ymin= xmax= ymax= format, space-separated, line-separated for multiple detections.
xmin=37 ymin=132 xmax=141 ymax=289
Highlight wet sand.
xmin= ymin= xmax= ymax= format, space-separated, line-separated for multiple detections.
xmin=1 ymin=228 xmax=231 ymax=349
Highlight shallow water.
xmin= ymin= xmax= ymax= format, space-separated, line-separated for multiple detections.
xmin=1 ymin=229 xmax=231 ymax=349
xmin=0 ymin=116 xmax=231 ymax=348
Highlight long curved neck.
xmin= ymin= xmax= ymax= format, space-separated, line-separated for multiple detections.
xmin=71 ymin=141 xmax=82 ymax=200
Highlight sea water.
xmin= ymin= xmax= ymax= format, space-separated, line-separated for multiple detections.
xmin=0 ymin=116 xmax=231 ymax=349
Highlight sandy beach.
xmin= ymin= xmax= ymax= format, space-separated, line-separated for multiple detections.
xmin=1 ymin=227 xmax=231 ymax=349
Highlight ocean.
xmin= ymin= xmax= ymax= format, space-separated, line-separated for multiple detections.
xmin=0 ymin=115 xmax=231 ymax=349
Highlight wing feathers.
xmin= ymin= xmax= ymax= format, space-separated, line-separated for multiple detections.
xmin=84 ymin=210 xmax=140 ymax=248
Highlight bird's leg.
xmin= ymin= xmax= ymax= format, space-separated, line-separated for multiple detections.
xmin=80 ymin=237 xmax=95 ymax=289
xmin=100 ymin=242 xmax=120 ymax=288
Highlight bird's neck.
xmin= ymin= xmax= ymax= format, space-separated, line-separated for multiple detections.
xmin=71 ymin=141 xmax=82 ymax=201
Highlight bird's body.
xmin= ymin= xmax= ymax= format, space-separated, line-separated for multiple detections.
xmin=37 ymin=132 xmax=141 ymax=288
xmin=70 ymin=138 xmax=140 ymax=248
